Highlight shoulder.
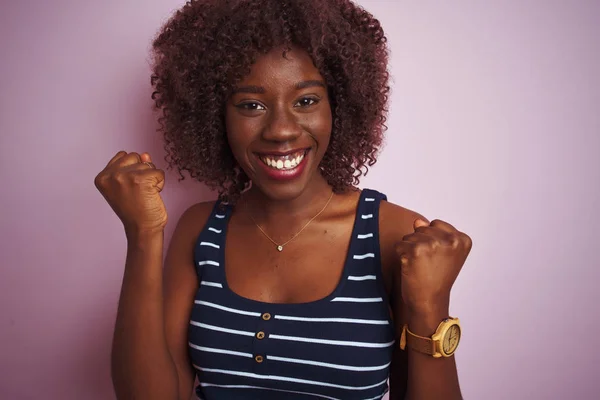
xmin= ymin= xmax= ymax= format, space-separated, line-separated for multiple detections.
xmin=379 ymin=199 xmax=427 ymax=245
xmin=169 ymin=200 xmax=218 ymax=248
xmin=178 ymin=200 xmax=218 ymax=227
xmin=377 ymin=197 xmax=428 ymax=294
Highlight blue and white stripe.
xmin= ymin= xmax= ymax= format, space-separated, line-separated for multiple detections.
xmin=189 ymin=190 xmax=394 ymax=400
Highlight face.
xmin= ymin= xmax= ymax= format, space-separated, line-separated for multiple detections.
xmin=225 ymin=46 xmax=332 ymax=200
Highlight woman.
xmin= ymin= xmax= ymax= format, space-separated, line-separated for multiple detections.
xmin=94 ymin=0 xmax=472 ymax=399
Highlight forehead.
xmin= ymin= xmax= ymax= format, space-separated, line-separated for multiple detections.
xmin=238 ymin=46 xmax=324 ymax=87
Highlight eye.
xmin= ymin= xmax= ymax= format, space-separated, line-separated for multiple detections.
xmin=294 ymin=97 xmax=320 ymax=108
xmin=236 ymin=102 xmax=266 ymax=111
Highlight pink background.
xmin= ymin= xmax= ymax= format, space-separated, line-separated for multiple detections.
xmin=1 ymin=1 xmax=599 ymax=399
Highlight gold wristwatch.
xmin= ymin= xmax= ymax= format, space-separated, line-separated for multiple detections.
xmin=399 ymin=317 xmax=461 ymax=358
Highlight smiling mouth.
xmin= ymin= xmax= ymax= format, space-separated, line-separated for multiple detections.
xmin=257 ymin=149 xmax=309 ymax=171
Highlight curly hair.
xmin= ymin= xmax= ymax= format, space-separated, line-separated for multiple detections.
xmin=151 ymin=0 xmax=390 ymax=202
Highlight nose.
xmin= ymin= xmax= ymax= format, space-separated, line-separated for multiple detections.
xmin=261 ymin=106 xmax=303 ymax=143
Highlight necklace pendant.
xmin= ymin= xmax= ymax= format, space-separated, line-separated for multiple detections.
xmin=277 ymin=245 xmax=283 ymax=252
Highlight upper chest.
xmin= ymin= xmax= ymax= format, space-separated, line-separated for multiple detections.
xmin=221 ymin=191 xmax=399 ymax=304
xmin=224 ymin=207 xmax=359 ymax=304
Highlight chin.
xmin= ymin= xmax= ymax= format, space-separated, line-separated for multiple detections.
xmin=245 ymin=148 xmax=326 ymax=201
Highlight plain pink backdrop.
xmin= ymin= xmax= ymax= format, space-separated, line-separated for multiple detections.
xmin=1 ymin=1 xmax=599 ymax=399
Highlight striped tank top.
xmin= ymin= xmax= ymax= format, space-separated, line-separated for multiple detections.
xmin=188 ymin=189 xmax=395 ymax=400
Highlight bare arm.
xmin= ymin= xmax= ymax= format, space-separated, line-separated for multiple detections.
xmin=388 ymin=295 xmax=461 ymax=400
xmin=111 ymin=201 xmax=210 ymax=400
xmin=381 ymin=202 xmax=462 ymax=400
xmin=163 ymin=203 xmax=215 ymax=400
xmin=97 ymin=151 xmax=211 ymax=399
xmin=111 ymin=229 xmax=180 ymax=400
xmin=402 ymin=306 xmax=462 ymax=400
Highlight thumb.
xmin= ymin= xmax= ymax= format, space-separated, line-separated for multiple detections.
xmin=413 ymin=218 xmax=429 ymax=230
xmin=140 ymin=152 xmax=152 ymax=163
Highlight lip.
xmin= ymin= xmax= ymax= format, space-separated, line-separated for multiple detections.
xmin=255 ymin=147 xmax=309 ymax=157
xmin=254 ymin=148 xmax=311 ymax=182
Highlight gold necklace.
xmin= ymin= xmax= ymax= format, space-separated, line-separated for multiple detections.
xmin=246 ymin=191 xmax=334 ymax=252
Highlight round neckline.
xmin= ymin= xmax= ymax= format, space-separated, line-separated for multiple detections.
xmin=217 ymin=190 xmax=369 ymax=311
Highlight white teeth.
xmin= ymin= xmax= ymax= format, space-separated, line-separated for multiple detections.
xmin=260 ymin=152 xmax=306 ymax=170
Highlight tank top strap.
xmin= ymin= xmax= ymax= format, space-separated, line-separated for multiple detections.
xmin=349 ymin=188 xmax=386 ymax=258
xmin=192 ymin=200 xmax=232 ymax=282
xmin=338 ymin=188 xmax=388 ymax=300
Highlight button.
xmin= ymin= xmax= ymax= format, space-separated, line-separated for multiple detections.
xmin=256 ymin=331 xmax=265 ymax=340
xmin=255 ymin=355 xmax=264 ymax=363
xmin=262 ymin=313 xmax=271 ymax=321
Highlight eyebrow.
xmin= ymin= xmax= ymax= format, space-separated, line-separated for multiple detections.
xmin=231 ymin=80 xmax=326 ymax=94
xmin=295 ymin=80 xmax=326 ymax=90
xmin=231 ymin=85 xmax=265 ymax=94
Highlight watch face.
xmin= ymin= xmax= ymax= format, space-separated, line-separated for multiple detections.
xmin=442 ymin=324 xmax=461 ymax=354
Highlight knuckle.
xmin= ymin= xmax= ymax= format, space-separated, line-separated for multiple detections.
xmin=93 ymin=174 xmax=104 ymax=188
xmin=394 ymin=244 xmax=405 ymax=255
xmin=450 ymin=234 xmax=460 ymax=249
xmin=395 ymin=251 xmax=410 ymax=265
xmin=395 ymin=244 xmax=412 ymax=259
xmin=413 ymin=243 xmax=426 ymax=256
xmin=438 ymin=232 xmax=450 ymax=245
xmin=462 ymin=232 xmax=473 ymax=249
xmin=113 ymin=170 xmax=127 ymax=183
xmin=94 ymin=172 xmax=112 ymax=189
xmin=132 ymin=173 xmax=146 ymax=185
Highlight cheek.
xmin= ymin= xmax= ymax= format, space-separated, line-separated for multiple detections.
xmin=306 ymin=106 xmax=333 ymax=149
xmin=225 ymin=108 xmax=255 ymax=158
xmin=322 ymin=107 xmax=333 ymax=133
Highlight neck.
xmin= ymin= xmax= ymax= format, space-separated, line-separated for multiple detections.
xmin=242 ymin=175 xmax=333 ymax=227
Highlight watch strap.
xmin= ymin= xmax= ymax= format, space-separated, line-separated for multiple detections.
xmin=405 ymin=326 xmax=436 ymax=355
